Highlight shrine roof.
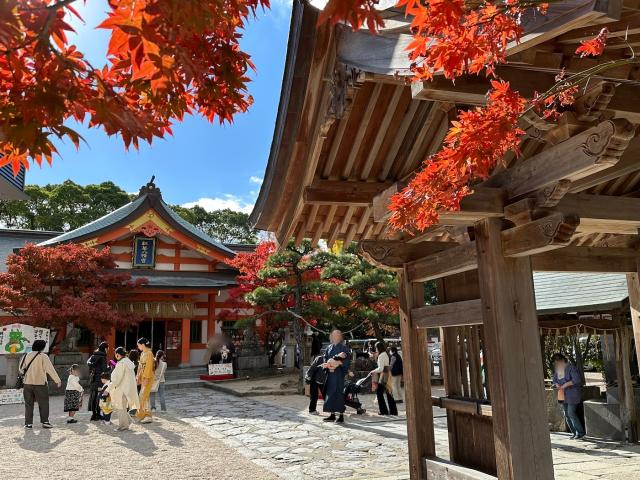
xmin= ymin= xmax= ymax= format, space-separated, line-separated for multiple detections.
xmin=39 ymin=180 xmax=235 ymax=257
xmin=534 ymin=272 xmax=629 ymax=315
xmin=124 ymin=270 xmax=237 ymax=289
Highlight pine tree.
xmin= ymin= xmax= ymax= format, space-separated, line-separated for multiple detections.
xmin=245 ymin=240 xmax=340 ymax=369
xmin=319 ymin=244 xmax=399 ymax=341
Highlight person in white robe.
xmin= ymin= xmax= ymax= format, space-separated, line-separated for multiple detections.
xmin=108 ymin=346 xmax=139 ymax=431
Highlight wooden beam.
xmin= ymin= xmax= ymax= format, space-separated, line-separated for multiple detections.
xmin=359 ymin=239 xmax=456 ymax=269
xmin=373 ymin=185 xmax=505 ymax=223
xmin=412 ymin=299 xmax=483 ymax=329
xmin=569 ymin=134 xmax=640 ymax=192
xmin=475 ymin=218 xmax=554 ymax=480
xmin=555 ymin=194 xmax=640 ymax=234
xmin=532 ymin=246 xmax=639 ymax=272
xmin=411 ymin=68 xmax=640 ymax=122
xmin=501 ymin=212 xmax=579 ymax=257
xmin=303 ymin=179 xmax=390 ymax=206
xmin=407 ymin=213 xmax=578 ymax=281
xmin=485 ymin=118 xmax=636 ymax=199
xmin=398 ymin=272 xmax=436 ymax=479
xmin=407 ymin=242 xmax=477 ymax=282
xmin=424 ymin=458 xmax=498 ymax=480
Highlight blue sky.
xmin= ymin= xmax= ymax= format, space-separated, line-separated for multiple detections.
xmin=25 ymin=0 xmax=293 ymax=212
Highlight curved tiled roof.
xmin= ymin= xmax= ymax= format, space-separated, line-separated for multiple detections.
xmin=38 ymin=183 xmax=234 ymax=257
xmin=39 ymin=195 xmax=146 ymax=246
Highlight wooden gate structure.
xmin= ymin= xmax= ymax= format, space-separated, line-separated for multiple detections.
xmin=250 ymin=1 xmax=640 ymax=478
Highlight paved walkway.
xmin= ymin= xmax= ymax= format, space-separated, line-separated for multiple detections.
xmin=169 ymin=387 xmax=640 ymax=480
xmin=2 ymin=386 xmax=640 ymax=479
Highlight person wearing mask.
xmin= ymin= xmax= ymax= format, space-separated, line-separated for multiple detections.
xmin=552 ymin=353 xmax=585 ymax=439
xmin=389 ymin=346 xmax=404 ymax=404
xmin=108 ymin=346 xmax=139 ymax=431
xmin=371 ymin=341 xmax=398 ymax=416
xmin=87 ymin=341 xmax=109 ymax=421
xmin=19 ymin=339 xmax=61 ymax=429
xmin=151 ymin=350 xmax=168 ymax=413
xmin=322 ymin=329 xmax=350 ymax=424
xmin=135 ymin=337 xmax=155 ymax=423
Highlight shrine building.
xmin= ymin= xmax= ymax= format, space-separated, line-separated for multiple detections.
xmin=0 ymin=179 xmax=252 ymax=369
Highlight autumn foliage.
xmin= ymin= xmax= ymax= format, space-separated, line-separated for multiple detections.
xmin=0 ymin=243 xmax=145 ymax=334
xmin=0 ymin=0 xmax=268 ymax=173
xmin=320 ymin=0 xmax=612 ymax=232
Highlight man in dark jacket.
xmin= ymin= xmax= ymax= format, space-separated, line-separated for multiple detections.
xmin=87 ymin=342 xmax=109 ymax=421
xmin=305 ymin=354 xmax=326 ymax=415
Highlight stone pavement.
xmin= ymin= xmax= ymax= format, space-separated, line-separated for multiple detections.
xmin=168 ymin=387 xmax=640 ymax=480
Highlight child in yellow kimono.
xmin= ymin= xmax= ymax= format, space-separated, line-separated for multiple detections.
xmin=135 ymin=337 xmax=155 ymax=423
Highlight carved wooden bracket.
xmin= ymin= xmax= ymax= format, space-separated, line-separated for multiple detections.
xmin=328 ymin=63 xmax=364 ymax=120
xmin=359 ymin=240 xmax=453 ymax=270
xmin=574 ymin=82 xmax=616 ymax=122
xmin=502 ymin=212 xmax=580 ymax=257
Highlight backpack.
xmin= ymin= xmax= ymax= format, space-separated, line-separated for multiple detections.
xmin=390 ymin=352 xmax=403 ymax=376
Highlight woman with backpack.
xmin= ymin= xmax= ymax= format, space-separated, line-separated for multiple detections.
xmin=19 ymin=339 xmax=61 ymax=429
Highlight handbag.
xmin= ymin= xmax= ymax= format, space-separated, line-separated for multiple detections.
xmin=16 ymin=352 xmax=41 ymax=389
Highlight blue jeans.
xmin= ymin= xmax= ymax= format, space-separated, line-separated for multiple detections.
xmin=562 ymin=402 xmax=585 ymax=437
xmin=151 ymin=383 xmax=166 ymax=411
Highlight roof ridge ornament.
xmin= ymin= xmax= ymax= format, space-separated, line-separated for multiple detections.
xmin=138 ymin=175 xmax=161 ymax=198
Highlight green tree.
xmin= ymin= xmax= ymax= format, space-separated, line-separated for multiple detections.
xmin=319 ymin=244 xmax=399 ymax=341
xmin=0 ymin=180 xmax=131 ymax=231
xmin=246 ymin=240 xmax=340 ymax=370
xmin=172 ymin=205 xmax=258 ymax=244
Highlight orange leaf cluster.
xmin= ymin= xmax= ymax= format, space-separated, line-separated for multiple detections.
xmin=388 ymin=81 xmax=526 ymax=231
xmin=0 ymin=0 xmax=267 ymax=172
xmin=575 ymin=27 xmax=608 ymax=58
xmin=398 ymin=0 xmax=523 ymax=80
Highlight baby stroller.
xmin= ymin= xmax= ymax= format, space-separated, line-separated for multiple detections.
xmin=343 ymin=373 xmax=372 ymax=415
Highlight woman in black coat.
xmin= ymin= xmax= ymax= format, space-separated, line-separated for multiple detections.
xmin=87 ymin=342 xmax=109 ymax=421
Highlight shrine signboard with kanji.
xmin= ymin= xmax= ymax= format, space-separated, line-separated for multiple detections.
xmin=132 ymin=236 xmax=156 ymax=268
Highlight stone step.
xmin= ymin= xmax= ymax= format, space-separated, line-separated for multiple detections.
xmin=164 ymin=378 xmax=207 ymax=390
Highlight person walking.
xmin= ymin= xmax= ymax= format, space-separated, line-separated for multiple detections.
xmin=322 ymin=329 xmax=350 ymax=424
xmin=305 ymin=352 xmax=327 ymax=415
xmin=552 ymin=353 xmax=586 ymax=439
xmin=64 ymin=364 xmax=84 ymax=424
xmin=389 ymin=346 xmax=404 ymax=404
xmin=135 ymin=337 xmax=155 ymax=423
xmin=108 ymin=347 xmax=139 ymax=431
xmin=371 ymin=342 xmax=398 ymax=416
xmin=19 ymin=339 xmax=61 ymax=429
xmin=151 ymin=350 xmax=167 ymax=413
xmin=87 ymin=341 xmax=109 ymax=421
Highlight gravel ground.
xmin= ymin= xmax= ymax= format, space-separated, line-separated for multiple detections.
xmin=0 ymin=395 xmax=278 ymax=480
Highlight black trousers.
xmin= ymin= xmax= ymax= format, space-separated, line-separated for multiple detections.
xmin=308 ymin=381 xmax=320 ymax=412
xmin=376 ymin=383 xmax=398 ymax=415
xmin=88 ymin=385 xmax=102 ymax=419
xmin=23 ymin=384 xmax=50 ymax=425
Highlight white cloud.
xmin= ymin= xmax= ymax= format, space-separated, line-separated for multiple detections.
xmin=182 ymin=194 xmax=254 ymax=214
xmin=249 ymin=176 xmax=263 ymax=185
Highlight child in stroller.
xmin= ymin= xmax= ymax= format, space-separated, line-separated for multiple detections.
xmin=343 ymin=373 xmax=371 ymax=415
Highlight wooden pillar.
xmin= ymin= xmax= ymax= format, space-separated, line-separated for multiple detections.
xmin=626 ymin=273 xmax=640 ymax=377
xmin=180 ymin=318 xmax=191 ymax=367
xmin=619 ymin=325 xmax=638 ymax=442
xmin=207 ymin=292 xmax=217 ymax=340
xmin=398 ymin=269 xmax=436 ymax=479
xmin=475 ymin=218 xmax=554 ymax=480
